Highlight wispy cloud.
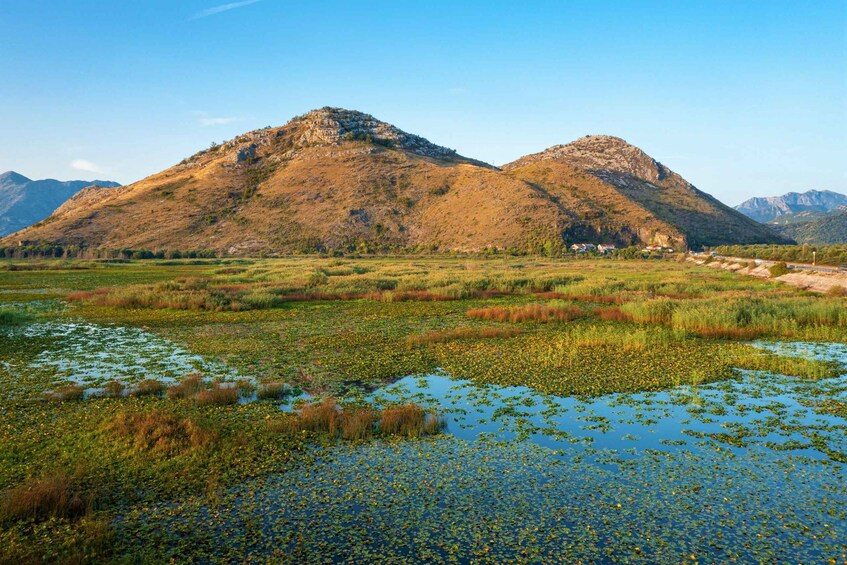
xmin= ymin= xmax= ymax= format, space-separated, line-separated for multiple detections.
xmin=71 ymin=159 xmax=105 ymax=174
xmin=191 ymin=0 xmax=262 ymax=20
xmin=198 ymin=116 xmax=238 ymax=126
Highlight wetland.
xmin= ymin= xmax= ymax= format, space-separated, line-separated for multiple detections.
xmin=0 ymin=257 xmax=845 ymax=563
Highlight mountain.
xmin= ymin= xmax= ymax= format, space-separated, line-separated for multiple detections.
xmin=0 ymin=172 xmax=120 ymax=237
xmin=735 ymin=190 xmax=847 ymax=224
xmin=503 ymin=136 xmax=788 ymax=248
xmin=771 ymin=212 xmax=847 ymax=245
xmin=0 ymin=108 xmax=788 ymax=254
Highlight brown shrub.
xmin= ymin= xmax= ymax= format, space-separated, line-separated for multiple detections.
xmin=107 ymin=410 xmax=216 ymax=455
xmin=826 ymin=285 xmax=847 ymax=297
xmin=466 ymin=303 xmax=583 ymax=323
xmin=196 ymin=384 xmax=238 ymax=406
xmin=1 ymin=472 xmax=91 ymax=523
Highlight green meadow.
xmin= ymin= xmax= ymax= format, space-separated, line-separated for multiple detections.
xmin=0 ymin=256 xmax=845 ymax=563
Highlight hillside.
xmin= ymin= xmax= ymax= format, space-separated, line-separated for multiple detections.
xmin=0 ymin=172 xmax=120 ymax=237
xmin=735 ymin=189 xmax=847 ymax=223
xmin=772 ymin=212 xmax=847 ymax=245
xmin=1 ymin=109 xmax=788 ymax=255
xmin=503 ymin=136 xmax=788 ymax=248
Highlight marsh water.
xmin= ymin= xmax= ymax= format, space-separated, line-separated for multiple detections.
xmin=8 ymin=320 xmax=847 ymax=562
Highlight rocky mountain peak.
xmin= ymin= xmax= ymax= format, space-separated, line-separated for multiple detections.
xmin=282 ymin=107 xmax=460 ymax=159
xmin=503 ymin=135 xmax=672 ymax=185
xmin=0 ymin=171 xmax=32 ymax=186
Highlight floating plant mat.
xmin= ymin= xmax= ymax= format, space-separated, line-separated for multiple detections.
xmin=362 ymin=368 xmax=847 ymax=461
xmin=119 ymin=438 xmax=845 ymax=564
xmin=122 ymin=343 xmax=847 ymax=562
xmin=12 ymin=322 xmax=247 ymax=386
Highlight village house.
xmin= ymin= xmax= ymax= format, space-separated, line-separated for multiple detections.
xmin=597 ymin=244 xmax=616 ymax=254
xmin=570 ymin=243 xmax=597 ymax=253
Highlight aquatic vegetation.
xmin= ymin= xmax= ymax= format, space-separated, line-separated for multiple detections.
xmin=130 ymin=379 xmax=166 ymax=397
xmin=379 ymin=403 xmax=444 ymax=437
xmin=44 ymin=384 xmax=85 ymax=402
xmin=256 ymin=382 xmax=289 ymax=400
xmin=102 ymin=380 xmax=125 ymax=398
xmin=0 ymin=472 xmax=92 ymax=523
xmin=0 ymin=309 xmax=31 ymax=326
xmin=195 ymin=384 xmax=238 ymax=406
xmin=1 ymin=256 xmax=846 ymax=562
xmin=339 ymin=408 xmax=375 ymax=440
xmin=405 ymin=326 xmax=522 ymax=347
xmin=167 ymin=373 xmax=205 ymax=399
xmin=466 ymin=302 xmax=584 ymax=323
xmin=107 ymin=410 xmax=217 ymax=456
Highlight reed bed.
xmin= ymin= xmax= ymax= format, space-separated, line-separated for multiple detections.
xmin=466 ymin=303 xmax=584 ymax=323
xmin=406 ymin=327 xmax=522 ymax=347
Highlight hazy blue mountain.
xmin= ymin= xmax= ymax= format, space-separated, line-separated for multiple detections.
xmin=0 ymin=171 xmax=120 ymax=237
xmin=735 ymin=190 xmax=847 ymax=224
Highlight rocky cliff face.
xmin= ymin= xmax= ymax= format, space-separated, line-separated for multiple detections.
xmin=735 ymin=190 xmax=847 ymax=223
xmin=505 ymin=135 xmax=672 ymax=184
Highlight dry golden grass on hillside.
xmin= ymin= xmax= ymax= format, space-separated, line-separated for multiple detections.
xmin=2 ymin=108 xmax=785 ymax=256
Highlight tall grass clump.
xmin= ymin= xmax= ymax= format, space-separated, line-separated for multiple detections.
xmin=380 ymin=404 xmax=444 ymax=437
xmin=340 ymin=409 xmax=375 ymax=440
xmin=43 ymin=384 xmax=85 ymax=402
xmin=0 ymin=309 xmax=31 ymax=326
xmin=297 ymin=398 xmax=340 ymax=435
xmin=406 ymin=327 xmax=521 ymax=347
xmin=102 ymin=380 xmax=125 ymax=398
xmin=276 ymin=399 xmax=443 ymax=440
xmin=1 ymin=472 xmax=92 ymax=523
xmin=257 ymin=382 xmax=289 ymax=400
xmin=620 ymin=298 xmax=676 ymax=324
xmin=131 ymin=379 xmax=166 ymax=397
xmin=167 ymin=374 xmax=205 ymax=399
xmin=466 ymin=303 xmax=583 ymax=323
xmin=107 ymin=410 xmax=216 ymax=455
xmin=195 ymin=383 xmax=238 ymax=406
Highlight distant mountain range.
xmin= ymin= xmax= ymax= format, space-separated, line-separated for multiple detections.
xmin=0 ymin=172 xmax=120 ymax=238
xmin=735 ymin=189 xmax=847 ymax=244
xmin=735 ymin=190 xmax=847 ymax=224
xmin=1 ymin=108 xmax=788 ymax=254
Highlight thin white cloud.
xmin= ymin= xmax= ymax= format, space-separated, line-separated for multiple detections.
xmin=198 ymin=116 xmax=238 ymax=126
xmin=71 ymin=159 xmax=105 ymax=174
xmin=191 ymin=0 xmax=262 ymax=19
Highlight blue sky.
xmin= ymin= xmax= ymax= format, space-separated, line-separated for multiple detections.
xmin=1 ymin=0 xmax=844 ymax=205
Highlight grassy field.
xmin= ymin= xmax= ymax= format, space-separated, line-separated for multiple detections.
xmin=0 ymin=256 xmax=845 ymax=562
